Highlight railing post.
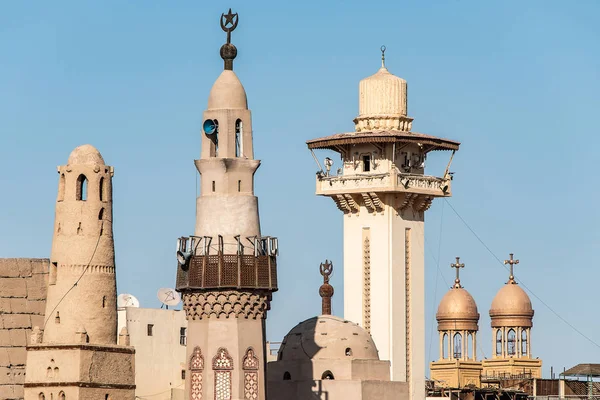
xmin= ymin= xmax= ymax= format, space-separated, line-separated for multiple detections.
xmin=237 ymin=253 xmax=242 ymax=289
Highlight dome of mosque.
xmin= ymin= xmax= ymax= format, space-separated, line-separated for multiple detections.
xmin=67 ymin=145 xmax=105 ymax=165
xmin=436 ymin=286 xmax=480 ymax=331
xmin=490 ymin=281 xmax=534 ymax=328
xmin=278 ymin=315 xmax=379 ymax=362
xmin=207 ymin=70 xmax=248 ymax=110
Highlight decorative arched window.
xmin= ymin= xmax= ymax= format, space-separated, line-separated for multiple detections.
xmin=59 ymin=391 xmax=65 ymax=400
xmin=321 ymin=370 xmax=334 ymax=380
xmin=521 ymin=330 xmax=528 ymax=356
xmin=442 ymin=333 xmax=448 ymax=359
xmin=496 ymin=330 xmax=503 ymax=356
xmin=242 ymin=347 xmax=259 ymax=400
xmin=453 ymin=333 xmax=462 ymax=359
xmin=76 ymin=174 xmax=88 ymax=201
xmin=190 ymin=346 xmax=204 ymax=400
xmin=507 ymin=329 xmax=516 ymax=356
xmin=212 ymin=347 xmax=233 ymax=400
xmin=39 ymin=393 xmax=45 ymax=400
xmin=467 ymin=333 xmax=473 ymax=359
xmin=99 ymin=177 xmax=105 ymax=201
xmin=283 ymin=371 xmax=291 ymax=380
xmin=235 ymin=119 xmax=243 ymax=157
xmin=58 ymin=174 xmax=65 ymax=202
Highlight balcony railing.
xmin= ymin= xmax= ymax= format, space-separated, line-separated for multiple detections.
xmin=315 ymin=170 xmax=451 ymax=197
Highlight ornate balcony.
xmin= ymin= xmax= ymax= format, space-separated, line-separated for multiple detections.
xmin=315 ymin=170 xmax=452 ymax=197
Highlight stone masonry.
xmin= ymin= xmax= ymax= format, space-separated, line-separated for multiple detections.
xmin=0 ymin=258 xmax=49 ymax=400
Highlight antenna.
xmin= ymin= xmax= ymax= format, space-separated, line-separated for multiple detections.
xmin=157 ymin=288 xmax=181 ymax=310
xmin=117 ymin=293 xmax=140 ymax=309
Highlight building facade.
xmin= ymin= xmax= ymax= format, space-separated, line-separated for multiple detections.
xmin=117 ymin=307 xmax=188 ymax=399
xmin=306 ymin=49 xmax=460 ymax=400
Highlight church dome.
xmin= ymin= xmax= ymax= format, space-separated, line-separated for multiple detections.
xmin=278 ymin=315 xmax=379 ymax=362
xmin=490 ymin=281 xmax=534 ymax=328
xmin=207 ymin=70 xmax=248 ymax=110
xmin=67 ymin=144 xmax=105 ymax=165
xmin=436 ymin=286 xmax=480 ymax=331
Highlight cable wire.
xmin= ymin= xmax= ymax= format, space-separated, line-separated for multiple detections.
xmin=443 ymin=198 xmax=600 ymax=350
xmin=43 ymin=221 xmax=104 ymax=330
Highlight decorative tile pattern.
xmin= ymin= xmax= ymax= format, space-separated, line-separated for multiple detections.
xmin=215 ymin=371 xmax=232 ymax=400
xmin=244 ymin=372 xmax=258 ymax=400
xmin=242 ymin=347 xmax=259 ymax=370
xmin=212 ymin=348 xmax=233 ymax=370
xmin=362 ymin=230 xmax=371 ymax=333
xmin=190 ymin=346 xmax=204 ymax=400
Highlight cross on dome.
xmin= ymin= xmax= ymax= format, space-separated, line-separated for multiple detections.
xmin=450 ymin=256 xmax=465 ymax=288
xmin=504 ymin=253 xmax=519 ymax=283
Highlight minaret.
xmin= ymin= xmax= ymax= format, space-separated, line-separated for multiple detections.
xmin=306 ymin=47 xmax=460 ymax=400
xmin=429 ymin=257 xmax=482 ymax=389
xmin=482 ymin=253 xmax=542 ymax=379
xmin=175 ymin=10 xmax=278 ymax=400
xmin=25 ymin=144 xmax=135 ymax=400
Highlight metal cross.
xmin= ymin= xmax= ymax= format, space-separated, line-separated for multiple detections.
xmin=504 ymin=253 xmax=519 ymax=281
xmin=450 ymin=256 xmax=464 ymax=288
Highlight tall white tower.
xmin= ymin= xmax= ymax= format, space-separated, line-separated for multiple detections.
xmin=175 ymin=10 xmax=278 ymax=400
xmin=306 ymin=48 xmax=460 ymax=400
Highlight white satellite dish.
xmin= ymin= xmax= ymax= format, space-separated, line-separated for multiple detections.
xmin=157 ymin=288 xmax=181 ymax=309
xmin=117 ymin=293 xmax=140 ymax=309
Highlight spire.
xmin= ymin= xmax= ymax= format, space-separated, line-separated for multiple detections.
xmin=220 ymin=8 xmax=239 ymax=70
xmin=319 ymin=260 xmax=334 ymax=315
xmin=504 ymin=253 xmax=520 ymax=284
xmin=450 ymin=256 xmax=465 ymax=288
xmin=380 ymin=45 xmax=386 ymax=69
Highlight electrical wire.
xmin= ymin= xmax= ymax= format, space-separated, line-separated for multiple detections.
xmin=443 ymin=198 xmax=600 ymax=350
xmin=43 ymin=220 xmax=104 ymax=331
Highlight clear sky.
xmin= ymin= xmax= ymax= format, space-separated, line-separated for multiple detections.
xmin=1 ymin=1 xmax=599 ymax=377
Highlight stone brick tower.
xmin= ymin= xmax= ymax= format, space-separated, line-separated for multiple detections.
xmin=24 ymin=145 xmax=135 ymax=400
xmin=175 ymin=10 xmax=278 ymax=400
xmin=306 ymin=48 xmax=460 ymax=400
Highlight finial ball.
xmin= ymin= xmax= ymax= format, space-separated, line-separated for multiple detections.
xmin=220 ymin=43 xmax=237 ymax=61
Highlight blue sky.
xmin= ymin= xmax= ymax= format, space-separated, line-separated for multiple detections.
xmin=1 ymin=1 xmax=599 ymax=377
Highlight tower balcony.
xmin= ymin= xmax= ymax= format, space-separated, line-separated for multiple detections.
xmin=175 ymin=235 xmax=278 ymax=292
xmin=315 ymin=170 xmax=452 ymax=198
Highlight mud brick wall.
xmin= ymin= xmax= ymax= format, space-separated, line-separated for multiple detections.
xmin=0 ymin=259 xmax=49 ymax=400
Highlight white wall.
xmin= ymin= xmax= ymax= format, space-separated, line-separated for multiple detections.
xmin=117 ymin=307 xmax=188 ymax=400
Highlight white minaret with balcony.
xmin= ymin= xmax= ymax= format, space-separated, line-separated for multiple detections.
xmin=306 ymin=48 xmax=460 ymax=400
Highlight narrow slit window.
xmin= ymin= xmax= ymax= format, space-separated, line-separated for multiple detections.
xmin=212 ymin=181 xmax=216 ymax=192
xmin=76 ymin=174 xmax=88 ymax=201
xmin=235 ymin=119 xmax=243 ymax=157
xmin=99 ymin=177 xmax=105 ymax=201
xmin=58 ymin=174 xmax=65 ymax=202
xmin=180 ymin=327 xmax=187 ymax=346
xmin=147 ymin=324 xmax=154 ymax=336
xmin=238 ymin=180 xmax=241 ymax=192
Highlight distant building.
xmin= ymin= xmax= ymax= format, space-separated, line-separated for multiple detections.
xmin=117 ymin=306 xmax=188 ymax=400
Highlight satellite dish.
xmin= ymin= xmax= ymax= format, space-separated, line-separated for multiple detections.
xmin=157 ymin=288 xmax=181 ymax=309
xmin=117 ymin=293 xmax=140 ymax=309
xmin=203 ymin=119 xmax=218 ymax=135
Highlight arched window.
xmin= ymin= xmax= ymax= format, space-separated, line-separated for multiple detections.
xmin=321 ymin=370 xmax=334 ymax=380
xmin=283 ymin=371 xmax=291 ymax=380
xmin=467 ymin=333 xmax=473 ymax=359
xmin=453 ymin=333 xmax=462 ymax=359
xmin=442 ymin=333 xmax=448 ymax=359
xmin=212 ymin=347 xmax=233 ymax=400
xmin=59 ymin=391 xmax=65 ymax=400
xmin=507 ymin=329 xmax=516 ymax=356
xmin=189 ymin=346 xmax=204 ymax=400
xmin=235 ymin=119 xmax=243 ymax=157
xmin=521 ymin=330 xmax=528 ymax=356
xmin=98 ymin=208 xmax=104 ymax=221
xmin=242 ymin=347 xmax=259 ymax=399
xmin=496 ymin=330 xmax=503 ymax=356
xmin=345 ymin=348 xmax=352 ymax=357
xmin=76 ymin=174 xmax=88 ymax=201
xmin=58 ymin=174 xmax=65 ymax=202
xmin=99 ymin=177 xmax=105 ymax=201
xmin=39 ymin=393 xmax=45 ymax=400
